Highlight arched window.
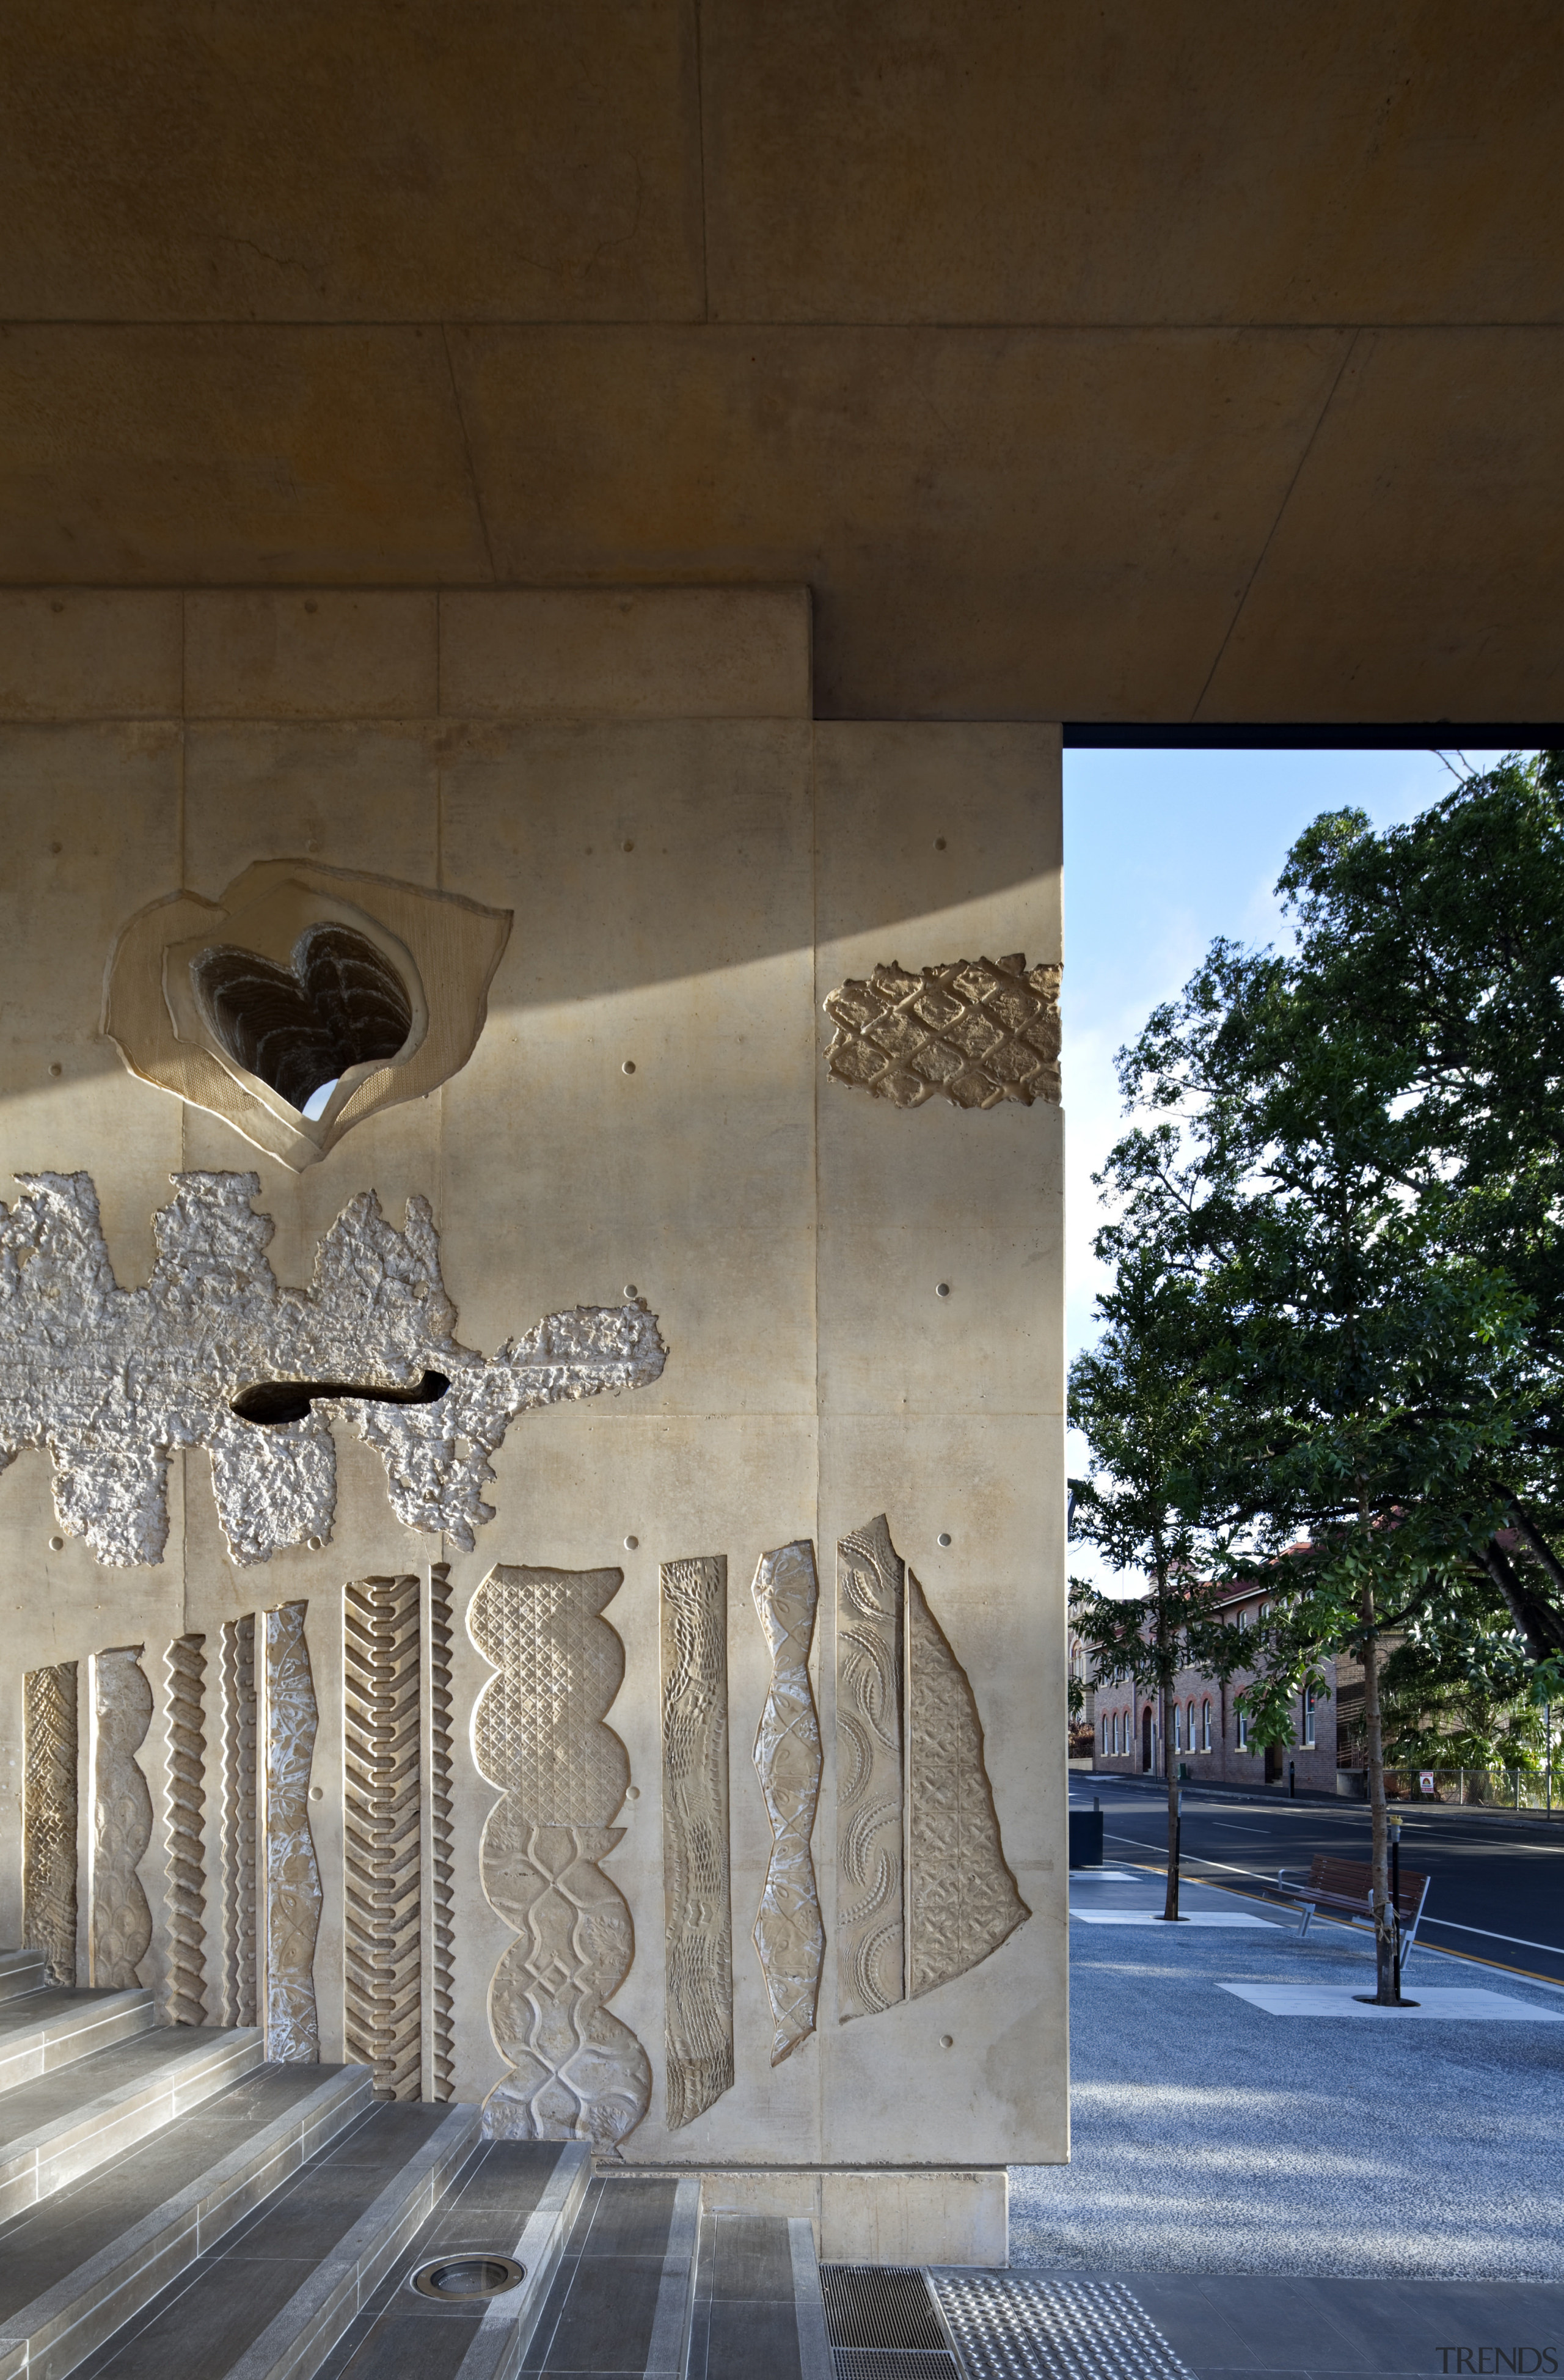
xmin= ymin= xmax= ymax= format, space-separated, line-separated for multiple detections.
xmin=1237 ymin=1708 xmax=1249 ymax=1750
xmin=1111 ymin=1712 xmax=1119 ymax=1756
xmin=1172 ymin=1704 xmax=1182 ymax=1752
xmin=1202 ymin=1698 xmax=1211 ymax=1751
xmin=1302 ymin=1688 xmax=1317 ymax=1749
xmin=1188 ymin=1699 xmax=1197 ymax=1751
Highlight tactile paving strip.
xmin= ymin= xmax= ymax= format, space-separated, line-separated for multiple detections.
xmin=932 ymin=2276 xmax=1197 ymax=2380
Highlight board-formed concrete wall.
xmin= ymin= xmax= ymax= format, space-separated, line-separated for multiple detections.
xmin=0 ymin=587 xmax=1063 ymax=2262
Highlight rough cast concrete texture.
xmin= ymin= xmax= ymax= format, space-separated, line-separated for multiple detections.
xmin=0 ymin=5 xmax=1559 ymax=720
xmin=0 ymin=590 xmax=1064 ymax=2261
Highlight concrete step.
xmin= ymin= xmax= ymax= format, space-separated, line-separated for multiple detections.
xmin=520 ymin=2172 xmax=702 ymax=2380
xmin=696 ymin=2212 xmax=831 ymax=2380
xmin=0 ymin=2024 xmax=264 ymax=2222
xmin=0 ymin=1956 xmax=47 ymax=2007
xmin=308 ymin=2137 xmax=593 ymax=2380
xmin=0 ymin=2059 xmax=373 ymax=2380
xmin=60 ymin=2098 xmax=483 ymax=2380
xmin=0 ymin=1993 xmax=155 ymax=2101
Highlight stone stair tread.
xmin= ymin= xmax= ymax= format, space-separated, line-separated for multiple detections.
xmin=0 ymin=1992 xmax=155 ymax=2096
xmin=0 ymin=1991 xmax=150 ymax=2054
xmin=64 ymin=2099 xmax=480 ymax=2380
xmin=313 ymin=2139 xmax=592 ymax=2380
xmin=695 ymin=2213 xmax=832 ymax=2380
xmin=522 ymin=2173 xmax=701 ymax=2380
xmin=0 ymin=2027 xmax=261 ymax=2150
xmin=0 ymin=1953 xmax=47 ymax=2006
xmin=0 ymin=2026 xmax=263 ymax=2219
xmin=0 ymin=2059 xmax=370 ymax=2380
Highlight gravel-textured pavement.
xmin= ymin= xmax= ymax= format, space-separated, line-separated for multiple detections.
xmin=1010 ymin=1872 xmax=1564 ymax=2280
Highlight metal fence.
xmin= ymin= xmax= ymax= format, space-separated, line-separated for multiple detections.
xmin=1375 ymin=1766 xmax=1559 ymax=1811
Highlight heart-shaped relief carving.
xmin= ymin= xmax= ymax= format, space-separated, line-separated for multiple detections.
xmin=103 ymin=860 xmax=513 ymax=1171
xmin=192 ymin=923 xmax=414 ymax=1115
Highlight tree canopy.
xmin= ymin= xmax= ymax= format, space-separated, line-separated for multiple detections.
xmin=1069 ymin=750 xmax=1564 ymax=1995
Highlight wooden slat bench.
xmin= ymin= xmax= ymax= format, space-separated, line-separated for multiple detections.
xmin=1268 ymin=1854 xmax=1431 ymax=1958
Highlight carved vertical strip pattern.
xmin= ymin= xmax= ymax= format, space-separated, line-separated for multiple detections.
xmin=24 ymin=1663 xmax=78 ymax=1986
xmin=905 ymin=1573 xmax=1030 ymax=1997
xmin=260 ymin=1601 xmax=321 ymax=2062
xmin=217 ymin=1616 xmax=257 ymax=2028
xmin=427 ymin=1562 xmax=455 ymax=2102
xmin=89 ymin=1647 xmax=153 ymax=1990
xmin=835 ymin=1515 xmax=906 ymax=2021
xmin=660 ymin=1556 xmax=733 ymax=2129
xmin=163 ymin=1635 xmax=208 ymax=2023
xmin=750 ymin=1540 xmax=824 ymax=2066
xmin=471 ymin=1564 xmax=651 ymax=2148
xmin=343 ymin=1575 xmax=422 ymax=2100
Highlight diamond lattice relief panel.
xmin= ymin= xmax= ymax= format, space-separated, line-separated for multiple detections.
xmin=824 ymin=955 xmax=1061 ymax=1110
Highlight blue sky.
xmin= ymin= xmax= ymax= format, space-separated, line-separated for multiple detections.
xmin=1062 ymin=744 xmax=1523 ymax=1589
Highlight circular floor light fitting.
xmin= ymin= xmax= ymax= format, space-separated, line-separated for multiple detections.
xmin=409 ymin=2255 xmax=525 ymax=2302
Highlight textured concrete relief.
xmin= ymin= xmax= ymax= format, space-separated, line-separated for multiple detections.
xmin=470 ymin=1564 xmax=651 ymax=2150
xmin=216 ymin=1615 xmax=257 ymax=2028
xmin=260 ymin=1601 xmax=321 ymax=2062
xmin=104 ymin=859 xmax=512 ymax=1171
xmin=836 ymin=1517 xmax=1029 ymax=2020
xmin=89 ymin=1647 xmax=153 ymax=1991
xmin=24 ymin=1663 xmax=78 ymax=1986
xmin=0 ymin=1169 xmax=666 ymax=1566
xmin=163 ymin=1636 xmax=207 ymax=2024
xmin=905 ymin=1573 xmax=1029 ymax=1997
xmin=343 ymin=1575 xmax=422 ymax=2100
xmin=836 ymin=1517 xmax=906 ymax=2021
xmin=750 ymin=1541 xmax=824 ymax=2066
xmin=824 ymin=955 xmax=1062 ymax=1110
xmin=660 ymin=1557 xmax=733 ymax=2128
xmin=428 ymin=1564 xmax=456 ymax=2103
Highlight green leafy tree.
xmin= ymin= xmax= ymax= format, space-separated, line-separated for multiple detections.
xmin=1107 ymin=859 xmax=1538 ymax=2000
xmin=1274 ymin=750 xmax=1564 ymax=1672
xmin=1068 ymin=1240 xmax=1249 ymax=1920
xmin=1076 ymin=752 xmax=1564 ymax=1997
xmin=1377 ymin=1582 xmax=1548 ymax=1774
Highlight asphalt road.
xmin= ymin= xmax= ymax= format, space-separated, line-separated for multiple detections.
xmin=1071 ymin=1773 xmax=1564 ymax=1985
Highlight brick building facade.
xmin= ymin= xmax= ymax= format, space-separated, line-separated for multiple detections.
xmin=1091 ymin=1584 xmax=1351 ymax=1791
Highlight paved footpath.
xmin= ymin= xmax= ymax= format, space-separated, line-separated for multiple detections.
xmin=930 ymin=2264 xmax=1564 ymax=2380
xmin=974 ymin=1858 xmax=1564 ymax=2380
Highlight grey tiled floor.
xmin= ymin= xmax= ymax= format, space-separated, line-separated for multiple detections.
xmin=692 ymin=2212 xmax=802 ymax=2380
xmin=0 ymin=2061 xmax=334 ymax=2325
xmin=521 ymin=2175 xmax=681 ymax=2378
xmin=314 ymin=2138 xmax=575 ymax=2380
xmin=69 ymin=2099 xmax=450 ymax=2380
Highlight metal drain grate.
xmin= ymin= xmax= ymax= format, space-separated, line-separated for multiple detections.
xmin=821 ymin=2263 xmax=962 ymax=2380
xmin=932 ymin=2276 xmax=1197 ymax=2380
xmin=822 ymin=2267 xmax=949 ymax=2351
xmin=409 ymin=2253 xmax=525 ymax=2302
xmin=833 ymin=2354 xmax=962 ymax=2380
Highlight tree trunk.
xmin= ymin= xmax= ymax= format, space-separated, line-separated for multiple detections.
xmin=1483 ymin=1531 xmax=1564 ymax=1660
xmin=1359 ymin=1576 xmax=1398 ymax=2002
xmin=1161 ymin=1671 xmax=1181 ymax=1919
